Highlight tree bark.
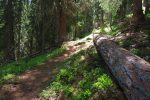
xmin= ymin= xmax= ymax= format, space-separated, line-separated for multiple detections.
xmin=132 ymin=0 xmax=145 ymax=24
xmin=15 ymin=0 xmax=23 ymax=60
xmin=94 ymin=35 xmax=150 ymax=100
xmin=57 ymin=0 xmax=67 ymax=45
xmin=4 ymin=0 xmax=15 ymax=61
xmin=118 ymin=0 xmax=127 ymax=20
xmin=101 ymin=10 xmax=104 ymax=25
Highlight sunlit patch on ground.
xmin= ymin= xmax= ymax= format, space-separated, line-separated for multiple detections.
xmin=0 ymin=48 xmax=64 ymax=84
xmin=39 ymin=48 xmax=124 ymax=100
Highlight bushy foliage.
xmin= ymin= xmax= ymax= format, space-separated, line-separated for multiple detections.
xmin=98 ymin=0 xmax=123 ymax=16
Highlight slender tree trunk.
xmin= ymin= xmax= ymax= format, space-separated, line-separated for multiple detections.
xmin=4 ymin=0 xmax=15 ymax=61
xmin=37 ymin=22 xmax=44 ymax=53
xmin=119 ymin=0 xmax=127 ymax=20
xmin=29 ymin=36 xmax=33 ymax=55
xmin=133 ymin=0 xmax=145 ymax=24
xmin=101 ymin=10 xmax=104 ymax=25
xmin=74 ymin=10 xmax=79 ymax=40
xmin=57 ymin=0 xmax=67 ymax=45
xmin=41 ymin=23 xmax=45 ymax=52
xmin=16 ymin=0 xmax=23 ymax=60
xmin=36 ymin=0 xmax=45 ymax=53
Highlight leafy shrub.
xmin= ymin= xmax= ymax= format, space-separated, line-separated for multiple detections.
xmin=56 ymin=69 xmax=75 ymax=84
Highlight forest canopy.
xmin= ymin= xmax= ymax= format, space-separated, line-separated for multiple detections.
xmin=0 ymin=0 xmax=149 ymax=64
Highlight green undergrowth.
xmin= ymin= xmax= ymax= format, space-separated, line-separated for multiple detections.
xmin=39 ymin=48 xmax=123 ymax=100
xmin=0 ymin=48 xmax=65 ymax=84
xmin=97 ymin=22 xmax=150 ymax=62
xmin=78 ymin=32 xmax=91 ymax=39
xmin=95 ymin=23 xmax=120 ymax=36
xmin=117 ymin=31 xmax=150 ymax=61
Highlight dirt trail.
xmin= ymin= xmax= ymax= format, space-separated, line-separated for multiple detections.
xmin=0 ymin=47 xmax=76 ymax=100
xmin=0 ymin=35 xmax=93 ymax=100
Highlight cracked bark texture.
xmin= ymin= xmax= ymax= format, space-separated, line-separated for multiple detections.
xmin=94 ymin=35 xmax=150 ymax=100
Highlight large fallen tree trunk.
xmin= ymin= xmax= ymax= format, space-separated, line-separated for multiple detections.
xmin=94 ymin=35 xmax=150 ymax=100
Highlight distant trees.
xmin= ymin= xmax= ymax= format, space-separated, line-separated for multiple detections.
xmin=14 ymin=0 xmax=23 ymax=60
xmin=95 ymin=0 xmax=149 ymax=26
xmin=143 ymin=0 xmax=150 ymax=16
xmin=0 ymin=0 xmax=78 ymax=63
xmin=0 ymin=0 xmax=150 ymax=63
xmin=0 ymin=0 xmax=34 ymax=62
xmin=98 ymin=0 xmax=123 ymax=16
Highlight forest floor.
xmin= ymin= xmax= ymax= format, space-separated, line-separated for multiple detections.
xmin=0 ymin=25 xmax=149 ymax=100
xmin=115 ymin=25 xmax=150 ymax=62
xmin=94 ymin=22 xmax=150 ymax=62
xmin=0 ymin=35 xmax=94 ymax=100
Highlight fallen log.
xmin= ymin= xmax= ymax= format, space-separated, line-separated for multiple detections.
xmin=94 ymin=35 xmax=150 ymax=100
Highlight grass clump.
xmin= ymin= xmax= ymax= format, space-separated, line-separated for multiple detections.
xmin=39 ymin=47 xmax=123 ymax=100
xmin=130 ymin=47 xmax=150 ymax=59
xmin=0 ymin=48 xmax=64 ymax=84
xmin=117 ymin=31 xmax=150 ymax=62
xmin=118 ymin=38 xmax=134 ymax=47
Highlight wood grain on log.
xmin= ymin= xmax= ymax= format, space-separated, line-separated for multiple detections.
xmin=94 ymin=35 xmax=150 ymax=100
